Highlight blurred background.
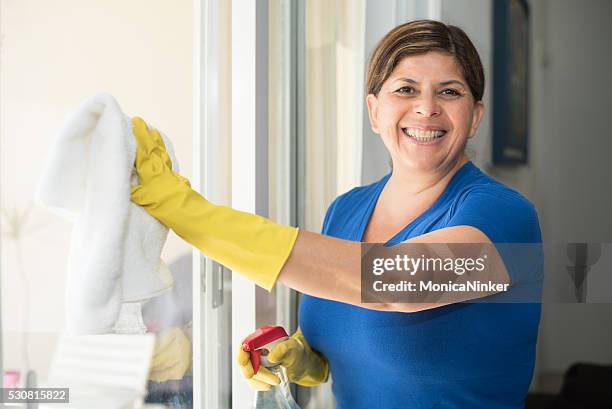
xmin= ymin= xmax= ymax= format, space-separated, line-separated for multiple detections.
xmin=1 ymin=0 xmax=611 ymax=408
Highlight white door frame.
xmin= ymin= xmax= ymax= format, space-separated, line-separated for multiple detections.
xmin=196 ymin=1 xmax=297 ymax=407
xmin=230 ymin=0 xmax=272 ymax=408
xmin=194 ymin=0 xmax=232 ymax=408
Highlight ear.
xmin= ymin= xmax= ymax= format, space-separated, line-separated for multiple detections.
xmin=468 ymin=101 xmax=485 ymax=138
xmin=366 ymin=94 xmax=380 ymax=134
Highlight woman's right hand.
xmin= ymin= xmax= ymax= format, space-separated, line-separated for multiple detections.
xmin=130 ymin=116 xmax=300 ymax=293
xmin=236 ymin=329 xmax=329 ymax=391
xmin=130 ymin=117 xmax=192 ymax=207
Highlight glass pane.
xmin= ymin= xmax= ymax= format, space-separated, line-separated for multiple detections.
xmin=1 ymin=1 xmax=194 ymax=407
xmin=302 ymin=0 xmax=365 ymax=232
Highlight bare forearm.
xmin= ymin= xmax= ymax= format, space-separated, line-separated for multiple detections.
xmin=278 ymin=230 xmax=364 ymax=305
xmin=278 ymin=231 xmax=432 ymax=312
xmin=276 ymin=227 xmax=509 ymax=313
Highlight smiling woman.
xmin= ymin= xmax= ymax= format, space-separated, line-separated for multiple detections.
xmin=130 ymin=19 xmax=543 ymax=409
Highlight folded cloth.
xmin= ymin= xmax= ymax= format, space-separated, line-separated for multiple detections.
xmin=35 ymin=93 xmax=176 ymax=334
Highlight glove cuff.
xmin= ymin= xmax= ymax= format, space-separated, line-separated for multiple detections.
xmin=292 ymin=330 xmax=329 ymax=387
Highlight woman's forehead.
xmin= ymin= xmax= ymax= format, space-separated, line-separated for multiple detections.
xmin=387 ymin=51 xmax=465 ymax=84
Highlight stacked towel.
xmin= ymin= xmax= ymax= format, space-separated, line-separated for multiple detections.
xmin=35 ymin=93 xmax=176 ymax=334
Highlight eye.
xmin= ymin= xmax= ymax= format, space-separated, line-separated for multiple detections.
xmin=441 ymin=88 xmax=461 ymax=96
xmin=396 ymin=86 xmax=415 ymax=95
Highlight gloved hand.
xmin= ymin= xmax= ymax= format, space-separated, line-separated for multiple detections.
xmin=130 ymin=117 xmax=299 ymax=291
xmin=236 ymin=329 xmax=329 ymax=391
xmin=149 ymin=327 xmax=191 ymax=382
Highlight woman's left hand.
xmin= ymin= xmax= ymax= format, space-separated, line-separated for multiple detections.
xmin=236 ymin=329 xmax=329 ymax=390
xmin=149 ymin=327 xmax=192 ymax=382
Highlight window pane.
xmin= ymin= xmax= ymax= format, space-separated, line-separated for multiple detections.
xmin=296 ymin=1 xmax=366 ymax=408
xmin=303 ymin=0 xmax=365 ymax=232
xmin=1 ymin=1 xmax=194 ymax=407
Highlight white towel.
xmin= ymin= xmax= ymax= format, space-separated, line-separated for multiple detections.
xmin=35 ymin=93 xmax=176 ymax=335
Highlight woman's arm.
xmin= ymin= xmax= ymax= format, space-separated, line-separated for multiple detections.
xmin=278 ymin=225 xmax=509 ymax=313
xmin=130 ymin=117 xmax=509 ymax=312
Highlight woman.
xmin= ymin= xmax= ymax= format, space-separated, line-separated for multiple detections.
xmin=131 ymin=20 xmax=542 ymax=409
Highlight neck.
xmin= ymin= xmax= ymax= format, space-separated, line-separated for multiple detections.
xmin=387 ymin=155 xmax=469 ymax=198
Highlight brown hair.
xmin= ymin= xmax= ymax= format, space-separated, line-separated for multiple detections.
xmin=366 ymin=20 xmax=485 ymax=101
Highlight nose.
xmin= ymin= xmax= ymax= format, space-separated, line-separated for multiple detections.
xmin=414 ymin=93 xmax=441 ymax=117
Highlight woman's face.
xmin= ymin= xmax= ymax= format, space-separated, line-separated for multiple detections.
xmin=366 ymin=51 xmax=484 ymax=175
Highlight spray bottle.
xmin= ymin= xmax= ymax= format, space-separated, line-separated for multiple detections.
xmin=241 ymin=326 xmax=301 ymax=409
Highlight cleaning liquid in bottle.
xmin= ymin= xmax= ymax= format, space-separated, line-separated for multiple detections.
xmin=252 ymin=366 xmax=300 ymax=409
xmin=242 ymin=326 xmax=301 ymax=409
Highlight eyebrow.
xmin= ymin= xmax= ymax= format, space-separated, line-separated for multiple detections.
xmin=394 ymin=78 xmax=467 ymax=87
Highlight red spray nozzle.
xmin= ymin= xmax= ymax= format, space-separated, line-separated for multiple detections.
xmin=241 ymin=326 xmax=289 ymax=374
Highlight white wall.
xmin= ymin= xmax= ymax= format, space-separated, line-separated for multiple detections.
xmin=440 ymin=0 xmax=612 ymax=386
xmin=441 ymin=0 xmax=612 ymax=387
xmin=529 ymin=0 xmax=612 ymax=378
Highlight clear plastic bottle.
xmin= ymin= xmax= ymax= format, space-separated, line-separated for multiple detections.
xmin=253 ymin=366 xmax=300 ymax=409
xmin=242 ymin=326 xmax=302 ymax=409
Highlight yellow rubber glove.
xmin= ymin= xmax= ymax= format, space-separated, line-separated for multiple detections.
xmin=130 ymin=117 xmax=299 ymax=291
xmin=236 ymin=329 xmax=329 ymax=391
xmin=149 ymin=327 xmax=191 ymax=382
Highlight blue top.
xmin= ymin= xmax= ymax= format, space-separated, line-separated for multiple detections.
xmin=299 ymin=161 xmax=543 ymax=409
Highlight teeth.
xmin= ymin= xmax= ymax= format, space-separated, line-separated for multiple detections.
xmin=404 ymin=128 xmax=446 ymax=141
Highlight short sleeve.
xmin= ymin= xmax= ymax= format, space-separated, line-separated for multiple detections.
xmin=447 ymin=187 xmax=542 ymax=244
xmin=446 ymin=187 xmax=543 ymax=290
xmin=321 ymin=195 xmax=342 ymax=234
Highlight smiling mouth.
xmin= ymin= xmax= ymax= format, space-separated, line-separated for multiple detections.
xmin=402 ymin=127 xmax=447 ymax=142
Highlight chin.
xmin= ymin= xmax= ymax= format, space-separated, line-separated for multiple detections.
xmin=397 ymin=144 xmax=446 ymax=167
xmin=393 ymin=141 xmax=467 ymax=174
xmin=395 ymin=156 xmax=444 ymax=174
